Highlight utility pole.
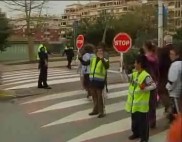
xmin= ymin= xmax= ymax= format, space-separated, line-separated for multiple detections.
xmin=158 ymin=0 xmax=164 ymax=48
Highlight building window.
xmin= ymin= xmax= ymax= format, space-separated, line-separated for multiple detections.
xmin=123 ymin=7 xmax=128 ymax=11
xmin=61 ymin=22 xmax=66 ymax=25
xmin=62 ymin=16 xmax=67 ymax=19
xmin=100 ymin=3 xmax=105 ymax=7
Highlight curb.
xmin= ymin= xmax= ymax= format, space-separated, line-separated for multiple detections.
xmin=3 ymin=60 xmax=120 ymax=72
xmin=0 ymin=90 xmax=16 ymax=101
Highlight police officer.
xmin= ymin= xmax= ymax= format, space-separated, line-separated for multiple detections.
xmin=37 ymin=43 xmax=51 ymax=89
xmin=62 ymin=42 xmax=74 ymax=69
xmin=89 ymin=45 xmax=109 ymax=118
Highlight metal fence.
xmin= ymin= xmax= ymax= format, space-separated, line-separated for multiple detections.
xmin=0 ymin=43 xmax=64 ymax=62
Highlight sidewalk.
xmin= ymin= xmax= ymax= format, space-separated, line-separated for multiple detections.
xmin=2 ymin=56 xmax=120 ymax=72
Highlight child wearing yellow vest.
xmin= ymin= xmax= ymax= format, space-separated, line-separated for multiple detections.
xmin=125 ymin=55 xmax=156 ymax=142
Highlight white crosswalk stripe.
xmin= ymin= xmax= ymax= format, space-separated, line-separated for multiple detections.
xmin=1 ymin=68 xmax=81 ymax=90
xmin=18 ymin=83 xmax=168 ymax=142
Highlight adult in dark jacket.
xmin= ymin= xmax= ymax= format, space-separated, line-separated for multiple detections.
xmin=143 ymin=41 xmax=159 ymax=128
xmin=38 ymin=45 xmax=51 ymax=89
xmin=63 ymin=43 xmax=74 ymax=69
xmin=157 ymin=36 xmax=173 ymax=113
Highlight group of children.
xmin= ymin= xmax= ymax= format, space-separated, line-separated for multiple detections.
xmin=125 ymin=41 xmax=182 ymax=142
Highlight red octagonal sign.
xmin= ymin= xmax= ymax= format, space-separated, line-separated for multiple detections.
xmin=76 ymin=34 xmax=84 ymax=49
xmin=113 ymin=33 xmax=132 ymax=53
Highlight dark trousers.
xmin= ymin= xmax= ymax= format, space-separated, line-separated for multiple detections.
xmin=83 ymin=74 xmax=91 ymax=97
xmin=67 ymin=56 xmax=73 ymax=69
xmin=149 ymin=90 xmax=157 ymax=127
xmin=90 ymin=86 xmax=104 ymax=114
xmin=158 ymin=82 xmax=170 ymax=112
xmin=131 ymin=112 xmax=149 ymax=141
xmin=38 ymin=66 xmax=48 ymax=87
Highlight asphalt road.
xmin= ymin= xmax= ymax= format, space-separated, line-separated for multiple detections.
xmin=0 ymin=63 xmax=169 ymax=142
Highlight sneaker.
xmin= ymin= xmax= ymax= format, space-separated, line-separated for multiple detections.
xmin=38 ymin=86 xmax=44 ymax=88
xmin=128 ymin=135 xmax=139 ymax=140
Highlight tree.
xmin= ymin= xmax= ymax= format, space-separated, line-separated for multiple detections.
xmin=77 ymin=11 xmax=116 ymax=47
xmin=0 ymin=12 xmax=10 ymax=52
xmin=113 ymin=4 xmax=157 ymax=47
xmin=3 ymin=0 xmax=47 ymax=61
xmin=174 ymin=28 xmax=182 ymax=40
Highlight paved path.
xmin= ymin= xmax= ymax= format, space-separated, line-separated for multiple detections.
xmin=1 ymin=56 xmax=120 ymax=72
xmin=0 ymin=68 xmax=169 ymax=142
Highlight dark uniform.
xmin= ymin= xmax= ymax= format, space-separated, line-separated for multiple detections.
xmin=37 ymin=45 xmax=51 ymax=89
xmin=63 ymin=45 xmax=74 ymax=69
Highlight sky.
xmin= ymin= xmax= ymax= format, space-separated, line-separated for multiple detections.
xmin=0 ymin=1 xmax=90 ymax=18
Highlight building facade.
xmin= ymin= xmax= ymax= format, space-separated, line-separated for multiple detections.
xmin=9 ymin=0 xmax=182 ymax=41
xmin=60 ymin=0 xmax=182 ymax=35
xmin=9 ymin=15 xmax=62 ymax=42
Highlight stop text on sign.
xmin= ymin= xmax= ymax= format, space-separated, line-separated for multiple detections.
xmin=114 ymin=40 xmax=130 ymax=46
xmin=76 ymin=40 xmax=83 ymax=45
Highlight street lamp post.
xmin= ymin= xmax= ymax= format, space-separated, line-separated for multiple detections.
xmin=142 ymin=0 xmax=164 ymax=48
xmin=158 ymin=0 xmax=164 ymax=48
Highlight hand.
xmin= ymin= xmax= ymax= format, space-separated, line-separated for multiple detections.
xmin=139 ymin=83 xmax=145 ymax=90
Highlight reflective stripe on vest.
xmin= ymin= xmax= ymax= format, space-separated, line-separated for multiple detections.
xmin=125 ymin=70 xmax=150 ymax=113
xmin=37 ymin=44 xmax=47 ymax=60
xmin=89 ymin=56 xmax=107 ymax=81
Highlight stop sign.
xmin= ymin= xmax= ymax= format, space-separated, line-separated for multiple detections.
xmin=76 ymin=34 xmax=84 ymax=49
xmin=113 ymin=33 xmax=132 ymax=53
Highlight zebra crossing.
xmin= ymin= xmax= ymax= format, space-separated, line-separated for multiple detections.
xmin=17 ymin=82 xmax=168 ymax=142
xmin=1 ymin=68 xmax=80 ymax=90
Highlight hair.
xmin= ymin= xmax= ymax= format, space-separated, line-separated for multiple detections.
xmin=96 ymin=45 xmax=104 ymax=52
xmin=170 ymin=46 xmax=180 ymax=55
xmin=135 ymin=55 xmax=148 ymax=69
xmin=164 ymin=35 xmax=173 ymax=44
xmin=97 ymin=42 xmax=107 ymax=51
xmin=139 ymin=48 xmax=145 ymax=55
xmin=144 ymin=40 xmax=156 ymax=53
xmin=84 ymin=44 xmax=94 ymax=53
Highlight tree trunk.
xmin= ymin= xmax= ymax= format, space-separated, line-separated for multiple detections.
xmin=28 ymin=35 xmax=35 ymax=61
xmin=102 ymin=24 xmax=107 ymax=43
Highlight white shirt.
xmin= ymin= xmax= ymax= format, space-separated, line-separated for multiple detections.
xmin=81 ymin=53 xmax=94 ymax=74
xmin=166 ymin=61 xmax=182 ymax=98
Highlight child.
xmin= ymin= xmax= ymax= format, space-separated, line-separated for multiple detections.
xmin=125 ymin=55 xmax=156 ymax=142
xmin=166 ymin=47 xmax=182 ymax=122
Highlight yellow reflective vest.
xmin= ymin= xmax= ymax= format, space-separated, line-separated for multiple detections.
xmin=89 ymin=56 xmax=108 ymax=81
xmin=125 ymin=70 xmax=150 ymax=113
xmin=37 ymin=44 xmax=47 ymax=60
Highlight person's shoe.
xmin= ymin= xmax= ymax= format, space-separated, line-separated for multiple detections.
xmin=38 ymin=86 xmax=44 ymax=88
xmin=150 ymin=124 xmax=156 ymax=129
xmin=139 ymin=140 xmax=148 ymax=142
xmin=128 ymin=134 xmax=139 ymax=140
xmin=44 ymin=86 xmax=52 ymax=89
xmin=97 ymin=113 xmax=106 ymax=118
xmin=89 ymin=112 xmax=98 ymax=116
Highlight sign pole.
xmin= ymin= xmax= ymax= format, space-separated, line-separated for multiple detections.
xmin=75 ymin=49 xmax=80 ymax=65
xmin=120 ymin=52 xmax=123 ymax=73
